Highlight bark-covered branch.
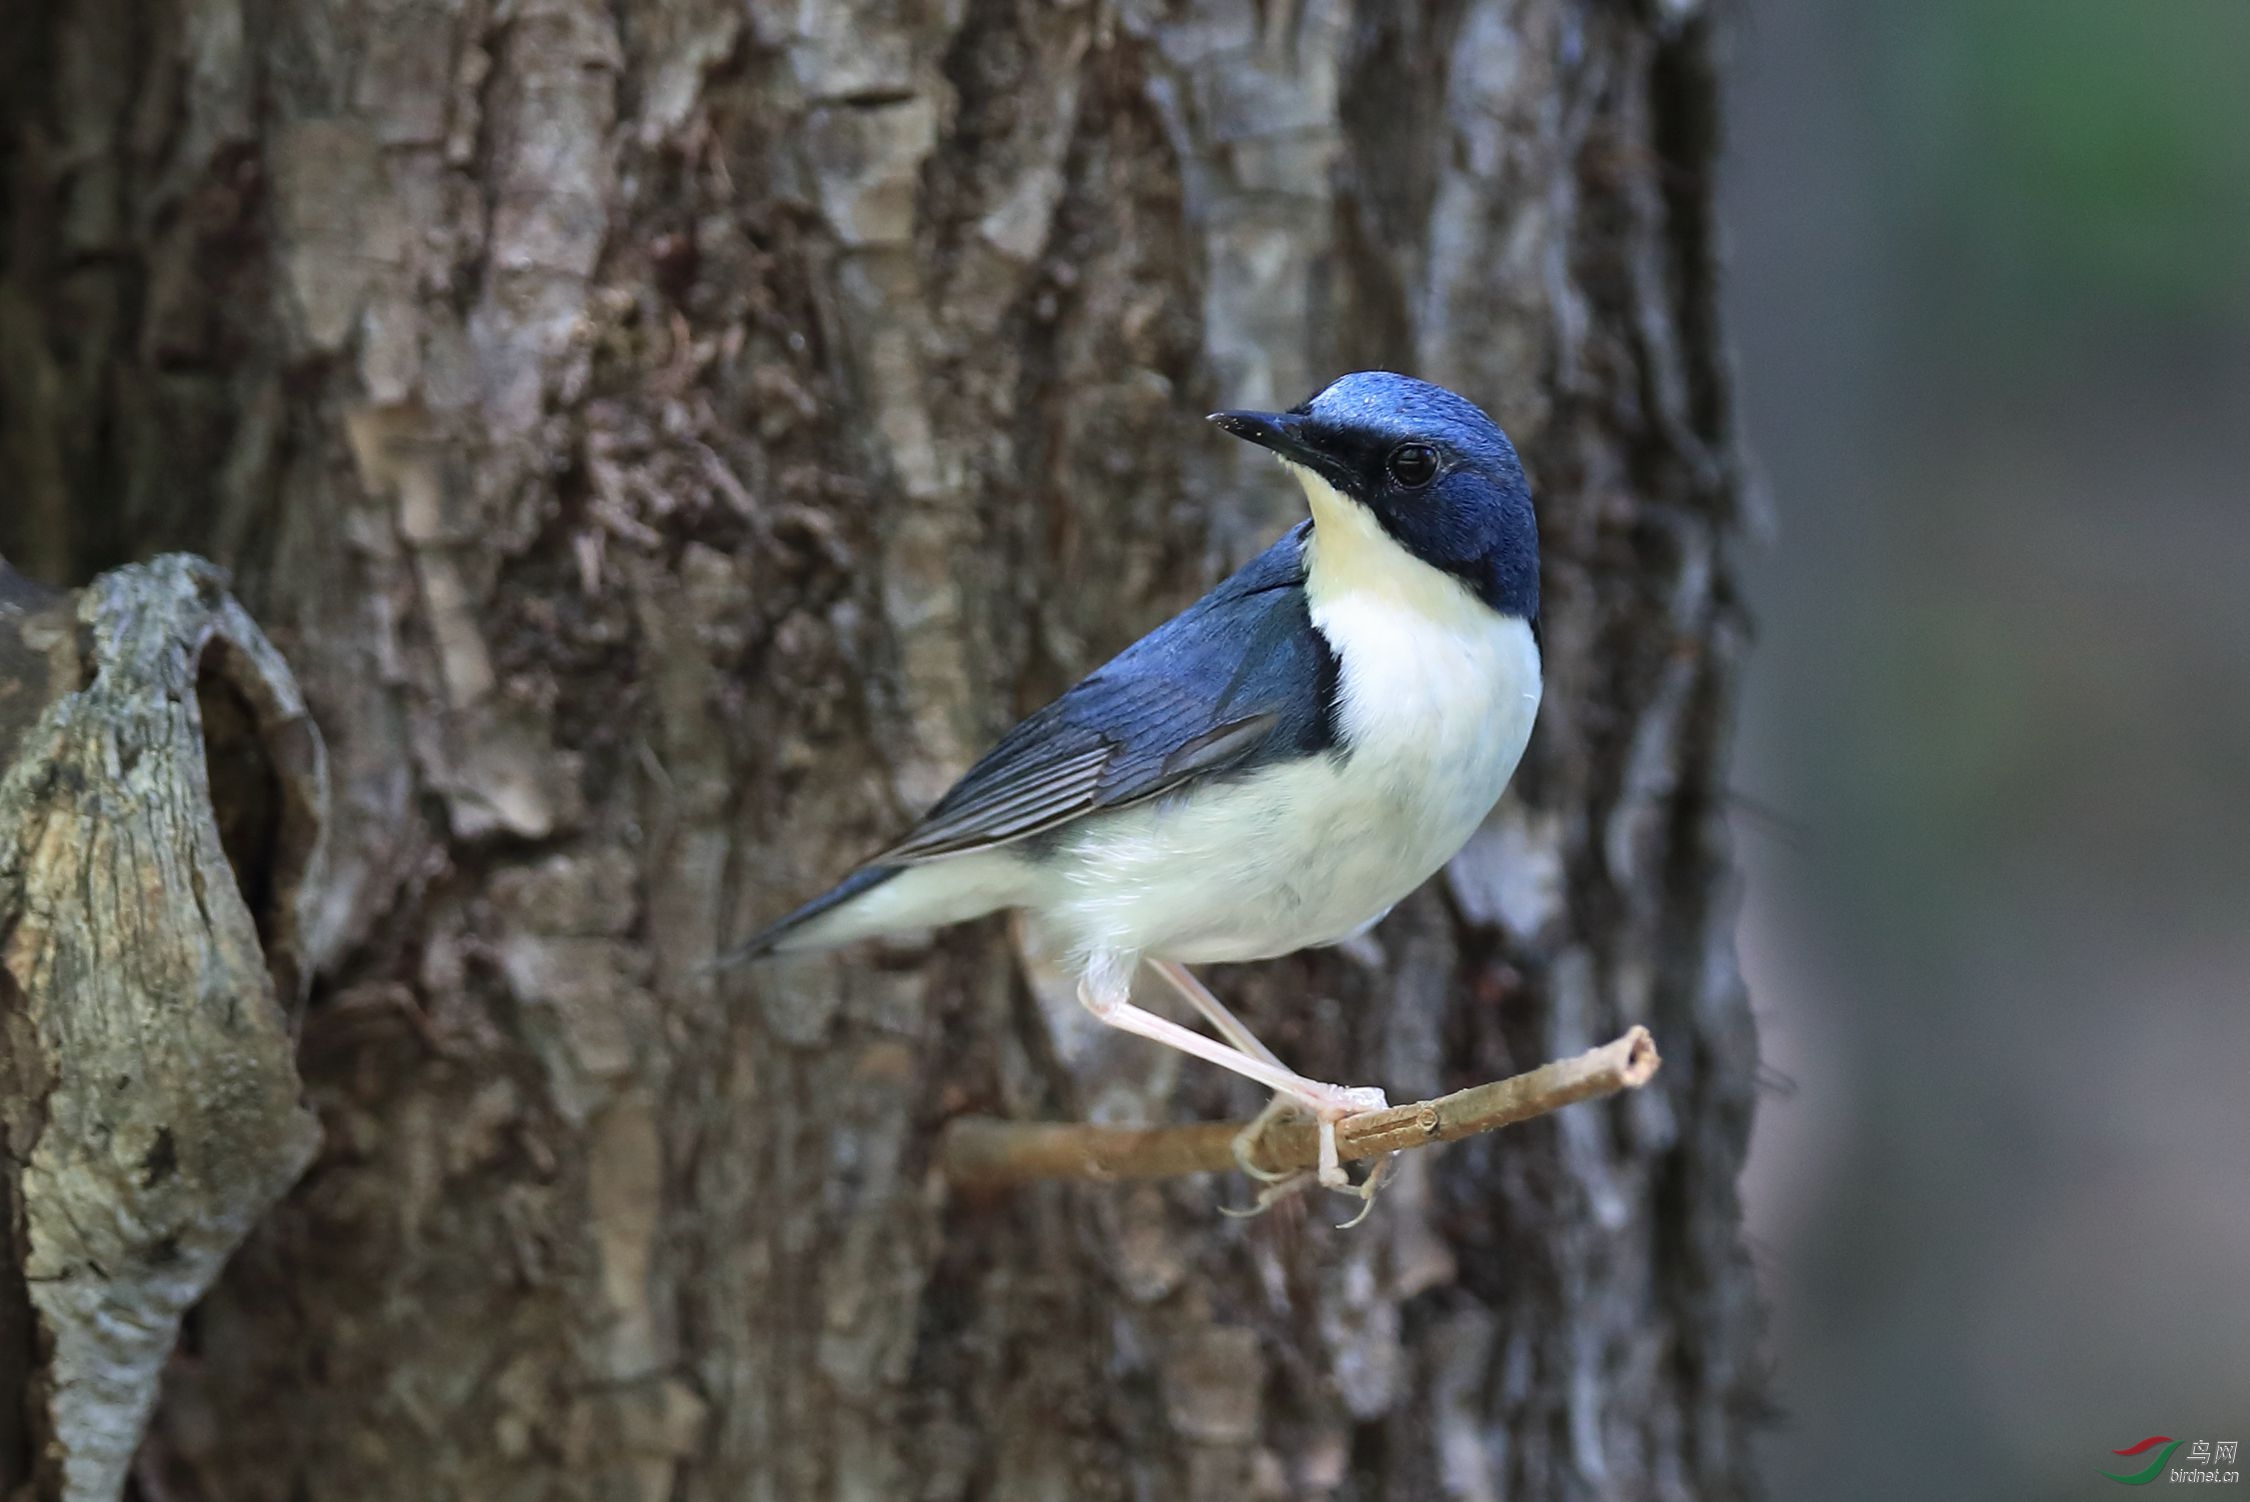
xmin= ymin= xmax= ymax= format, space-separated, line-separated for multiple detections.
xmin=940 ymin=1028 xmax=1660 ymax=1189
xmin=0 ymin=555 xmax=325 ymax=1502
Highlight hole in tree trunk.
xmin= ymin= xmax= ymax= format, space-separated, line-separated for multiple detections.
xmin=196 ymin=638 xmax=284 ymax=981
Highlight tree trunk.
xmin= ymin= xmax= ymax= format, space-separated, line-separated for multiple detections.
xmin=1 ymin=0 xmax=1761 ymax=1498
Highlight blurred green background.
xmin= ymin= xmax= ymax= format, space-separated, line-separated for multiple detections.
xmin=1722 ymin=0 xmax=2250 ymax=1496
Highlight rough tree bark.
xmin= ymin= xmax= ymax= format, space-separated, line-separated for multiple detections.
xmin=1 ymin=1 xmax=1761 ymax=1499
xmin=0 ymin=557 xmax=326 ymax=1502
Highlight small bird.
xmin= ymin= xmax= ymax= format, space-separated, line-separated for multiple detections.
xmin=726 ymin=371 xmax=1542 ymax=1201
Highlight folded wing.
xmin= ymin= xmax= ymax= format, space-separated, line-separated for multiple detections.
xmin=873 ymin=522 xmax=1336 ymax=864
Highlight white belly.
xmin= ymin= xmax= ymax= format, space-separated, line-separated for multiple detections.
xmin=1032 ymin=609 xmax=1542 ymax=964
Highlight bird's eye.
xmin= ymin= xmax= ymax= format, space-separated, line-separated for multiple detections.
xmin=1387 ymin=442 xmax=1438 ymax=488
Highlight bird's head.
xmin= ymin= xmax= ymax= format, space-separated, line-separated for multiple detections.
xmin=1210 ymin=371 xmax=1539 ymax=622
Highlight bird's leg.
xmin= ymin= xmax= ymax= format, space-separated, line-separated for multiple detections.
xmin=1144 ymin=957 xmax=1284 ymax=1066
xmin=1080 ymin=960 xmax=1385 ymax=1191
xmin=1142 ymin=959 xmax=1299 ymax=1185
xmin=1140 ymin=957 xmax=1399 ymax=1223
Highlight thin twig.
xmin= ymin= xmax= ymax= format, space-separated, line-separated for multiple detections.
xmin=940 ymin=1026 xmax=1660 ymax=1189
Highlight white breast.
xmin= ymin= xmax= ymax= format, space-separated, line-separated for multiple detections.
xmin=1030 ymin=466 xmax=1542 ymax=966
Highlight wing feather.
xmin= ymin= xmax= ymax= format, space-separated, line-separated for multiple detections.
xmin=875 ymin=744 xmax=1112 ymax=862
xmin=867 ymin=524 xmax=1335 ymax=866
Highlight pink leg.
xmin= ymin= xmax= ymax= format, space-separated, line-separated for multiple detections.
xmin=1144 ymin=957 xmax=1284 ymax=1067
xmin=1080 ymin=961 xmax=1385 ymax=1189
xmin=1145 ymin=958 xmax=1299 ymax=1184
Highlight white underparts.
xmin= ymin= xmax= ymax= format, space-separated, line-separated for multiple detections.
xmin=1036 ymin=464 xmax=1542 ymax=965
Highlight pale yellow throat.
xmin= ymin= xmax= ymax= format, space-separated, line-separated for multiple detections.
xmin=1287 ymin=461 xmax=1488 ymax=630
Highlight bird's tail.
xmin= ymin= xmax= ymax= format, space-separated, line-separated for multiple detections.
xmin=714 ymin=855 xmax=1032 ymax=969
xmin=714 ymin=866 xmax=905 ymax=968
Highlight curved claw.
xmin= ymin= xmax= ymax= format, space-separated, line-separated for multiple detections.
xmin=1330 ymin=1153 xmax=1394 ymax=1229
xmin=1219 ymin=1169 xmax=1317 ymax=1218
xmin=1230 ymin=1095 xmax=1303 ymax=1184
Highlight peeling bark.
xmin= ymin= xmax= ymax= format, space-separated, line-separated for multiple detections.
xmin=2 ymin=1 xmax=1762 ymax=1499
xmin=0 ymin=556 xmax=324 ymax=1502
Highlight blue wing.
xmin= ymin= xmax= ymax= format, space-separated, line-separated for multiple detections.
xmin=873 ymin=521 xmax=1338 ymax=863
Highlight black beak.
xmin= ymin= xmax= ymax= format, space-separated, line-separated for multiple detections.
xmin=1207 ymin=409 xmax=1322 ymax=468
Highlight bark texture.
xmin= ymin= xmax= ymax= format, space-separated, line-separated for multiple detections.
xmin=0 ymin=557 xmax=326 ymax=1502
xmin=1 ymin=1 xmax=1761 ymax=1499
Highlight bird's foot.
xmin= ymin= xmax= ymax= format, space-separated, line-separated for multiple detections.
xmin=1307 ymin=1083 xmax=1388 ymax=1191
xmin=1331 ymin=1151 xmax=1395 ymax=1229
xmin=1229 ymin=1094 xmax=1304 ymax=1184
xmin=1223 ymin=1083 xmax=1393 ymax=1224
xmin=1218 ymin=1170 xmax=1318 ymax=1219
xmin=1305 ymin=1084 xmax=1393 ymax=1226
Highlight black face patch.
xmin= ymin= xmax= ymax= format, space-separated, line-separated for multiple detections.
xmin=1288 ymin=380 xmax=1541 ymax=625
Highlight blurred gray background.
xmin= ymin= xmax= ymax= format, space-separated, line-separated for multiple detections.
xmin=1722 ymin=0 xmax=2250 ymax=1495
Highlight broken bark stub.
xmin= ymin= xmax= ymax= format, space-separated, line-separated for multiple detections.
xmin=0 ymin=555 xmax=326 ymax=1502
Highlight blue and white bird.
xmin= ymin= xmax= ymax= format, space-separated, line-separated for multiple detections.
xmin=726 ymin=371 xmax=1542 ymax=1195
